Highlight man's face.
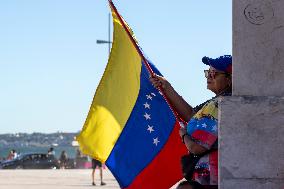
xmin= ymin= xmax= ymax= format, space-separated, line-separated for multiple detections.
xmin=206 ymin=66 xmax=231 ymax=94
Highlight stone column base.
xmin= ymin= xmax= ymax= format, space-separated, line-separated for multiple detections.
xmin=219 ymin=96 xmax=284 ymax=189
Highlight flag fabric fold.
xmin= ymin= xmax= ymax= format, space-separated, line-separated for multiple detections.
xmin=77 ymin=2 xmax=187 ymax=188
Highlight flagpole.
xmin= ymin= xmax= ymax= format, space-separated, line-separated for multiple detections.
xmin=108 ymin=0 xmax=154 ymax=75
xmin=108 ymin=0 xmax=186 ymax=125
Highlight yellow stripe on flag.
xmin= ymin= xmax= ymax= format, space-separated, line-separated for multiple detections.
xmin=76 ymin=11 xmax=141 ymax=162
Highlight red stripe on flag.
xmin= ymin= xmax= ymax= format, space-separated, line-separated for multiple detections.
xmin=191 ymin=130 xmax=217 ymax=147
xmin=126 ymin=121 xmax=188 ymax=189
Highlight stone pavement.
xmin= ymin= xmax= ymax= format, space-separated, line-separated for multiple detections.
xmin=0 ymin=169 xmax=181 ymax=189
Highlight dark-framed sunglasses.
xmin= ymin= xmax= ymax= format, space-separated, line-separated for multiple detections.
xmin=204 ymin=70 xmax=230 ymax=79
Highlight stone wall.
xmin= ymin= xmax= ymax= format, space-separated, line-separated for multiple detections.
xmin=233 ymin=0 xmax=284 ymax=96
xmin=219 ymin=0 xmax=284 ymax=188
xmin=219 ymin=96 xmax=284 ymax=188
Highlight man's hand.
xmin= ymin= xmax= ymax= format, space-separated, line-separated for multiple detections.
xmin=149 ymin=74 xmax=171 ymax=90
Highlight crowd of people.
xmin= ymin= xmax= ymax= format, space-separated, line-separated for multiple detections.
xmin=0 ymin=148 xmax=71 ymax=169
xmin=1 ymin=147 xmax=106 ymax=186
xmin=47 ymin=147 xmax=68 ymax=169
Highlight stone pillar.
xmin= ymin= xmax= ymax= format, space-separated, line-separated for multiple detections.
xmin=219 ymin=0 xmax=284 ymax=188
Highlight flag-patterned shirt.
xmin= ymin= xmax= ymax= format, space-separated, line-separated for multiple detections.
xmin=186 ymin=97 xmax=219 ymax=185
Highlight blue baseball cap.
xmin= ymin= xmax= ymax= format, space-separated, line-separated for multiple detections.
xmin=202 ymin=55 xmax=232 ymax=74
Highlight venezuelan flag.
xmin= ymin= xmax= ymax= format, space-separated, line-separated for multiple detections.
xmin=77 ymin=2 xmax=187 ymax=188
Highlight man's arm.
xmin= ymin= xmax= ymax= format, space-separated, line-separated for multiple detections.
xmin=179 ymin=127 xmax=207 ymax=154
xmin=150 ymin=74 xmax=195 ymax=122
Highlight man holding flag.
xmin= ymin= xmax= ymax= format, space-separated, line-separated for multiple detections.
xmin=151 ymin=55 xmax=232 ymax=189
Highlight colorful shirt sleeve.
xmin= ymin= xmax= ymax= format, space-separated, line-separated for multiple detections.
xmin=186 ymin=99 xmax=218 ymax=149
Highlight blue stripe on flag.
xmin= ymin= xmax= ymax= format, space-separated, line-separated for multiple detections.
xmin=106 ymin=61 xmax=176 ymax=188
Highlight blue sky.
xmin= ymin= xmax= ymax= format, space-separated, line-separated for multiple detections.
xmin=0 ymin=1 xmax=231 ymax=133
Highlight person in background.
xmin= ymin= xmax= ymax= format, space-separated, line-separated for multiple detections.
xmin=76 ymin=149 xmax=82 ymax=158
xmin=13 ymin=150 xmax=19 ymax=159
xmin=12 ymin=149 xmax=18 ymax=159
xmin=6 ymin=149 xmax=18 ymax=160
xmin=91 ymin=158 xmax=106 ymax=186
xmin=6 ymin=150 xmax=14 ymax=160
xmin=59 ymin=150 xmax=68 ymax=169
xmin=47 ymin=147 xmax=55 ymax=156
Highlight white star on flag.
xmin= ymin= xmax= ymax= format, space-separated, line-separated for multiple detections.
xmin=202 ymin=123 xmax=207 ymax=128
xmin=147 ymin=125 xmax=154 ymax=133
xmin=151 ymin=92 xmax=156 ymax=96
xmin=146 ymin=94 xmax=152 ymax=100
xmin=153 ymin=137 xmax=160 ymax=146
xmin=212 ymin=125 xmax=217 ymax=131
xmin=143 ymin=112 xmax=151 ymax=120
xmin=143 ymin=102 xmax=150 ymax=109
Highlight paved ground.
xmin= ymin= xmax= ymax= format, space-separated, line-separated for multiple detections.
xmin=0 ymin=169 xmax=181 ymax=189
xmin=0 ymin=169 xmax=120 ymax=189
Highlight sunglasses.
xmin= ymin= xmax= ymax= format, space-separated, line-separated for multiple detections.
xmin=204 ymin=70 xmax=229 ymax=79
